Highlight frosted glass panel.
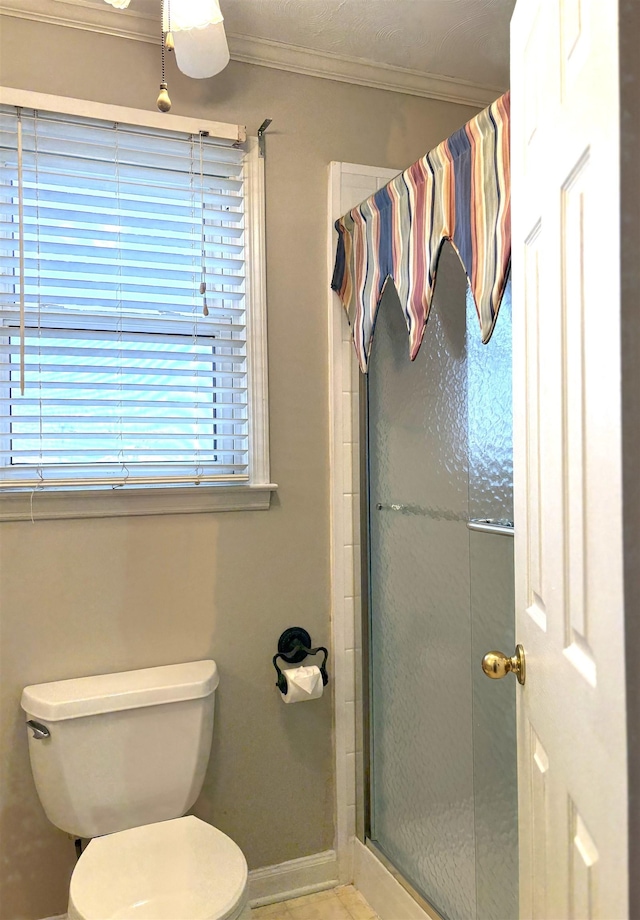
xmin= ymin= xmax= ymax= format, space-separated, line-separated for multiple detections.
xmin=368 ymin=247 xmax=474 ymax=919
xmin=468 ymin=285 xmax=518 ymax=920
xmin=469 ymin=530 xmax=518 ymax=920
xmin=366 ymin=246 xmax=516 ymax=920
xmin=467 ymin=284 xmax=513 ymax=524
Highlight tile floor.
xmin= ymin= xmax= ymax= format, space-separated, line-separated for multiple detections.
xmin=252 ymin=885 xmax=379 ymax=920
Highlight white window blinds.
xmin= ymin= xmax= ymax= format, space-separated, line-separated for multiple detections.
xmin=0 ymin=104 xmax=253 ymax=490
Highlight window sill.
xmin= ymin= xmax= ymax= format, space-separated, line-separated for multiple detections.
xmin=0 ymin=483 xmax=278 ymax=522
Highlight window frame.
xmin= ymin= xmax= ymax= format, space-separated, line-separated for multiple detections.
xmin=0 ymin=87 xmax=275 ymax=520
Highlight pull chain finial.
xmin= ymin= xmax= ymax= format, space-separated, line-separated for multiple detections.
xmin=165 ymin=0 xmax=174 ymax=51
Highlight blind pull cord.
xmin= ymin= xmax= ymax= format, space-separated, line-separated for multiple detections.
xmin=34 ymin=109 xmax=44 ymax=482
xmin=199 ymin=130 xmax=209 ymax=316
xmin=194 ymin=132 xmax=203 ymax=482
xmin=115 ymin=121 xmax=127 ymax=490
xmin=16 ymin=108 xmax=25 ymax=395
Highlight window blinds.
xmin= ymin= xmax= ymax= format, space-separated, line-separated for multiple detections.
xmin=0 ymin=104 xmax=250 ymax=490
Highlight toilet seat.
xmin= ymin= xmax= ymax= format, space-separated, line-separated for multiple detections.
xmin=68 ymin=816 xmax=249 ymax=920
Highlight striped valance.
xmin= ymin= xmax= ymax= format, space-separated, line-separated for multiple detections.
xmin=331 ymin=92 xmax=511 ymax=372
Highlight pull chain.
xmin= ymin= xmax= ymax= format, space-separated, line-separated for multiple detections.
xmin=157 ymin=0 xmax=171 ymax=112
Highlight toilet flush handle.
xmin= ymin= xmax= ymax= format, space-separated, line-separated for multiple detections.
xmin=26 ymin=719 xmax=50 ymax=740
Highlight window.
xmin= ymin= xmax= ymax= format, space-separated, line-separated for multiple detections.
xmin=0 ymin=92 xmax=271 ymax=516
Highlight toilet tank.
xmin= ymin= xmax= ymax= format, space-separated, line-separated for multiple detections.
xmin=21 ymin=660 xmax=218 ymax=839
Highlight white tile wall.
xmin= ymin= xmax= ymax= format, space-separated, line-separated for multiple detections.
xmin=329 ymin=162 xmax=400 ymax=882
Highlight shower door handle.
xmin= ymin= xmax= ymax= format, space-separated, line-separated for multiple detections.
xmin=481 ymin=645 xmax=526 ymax=685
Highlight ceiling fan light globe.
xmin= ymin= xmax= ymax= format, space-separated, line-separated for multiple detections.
xmin=173 ymin=20 xmax=230 ymax=79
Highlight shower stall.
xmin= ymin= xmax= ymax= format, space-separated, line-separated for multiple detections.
xmin=360 ymin=244 xmax=518 ymax=920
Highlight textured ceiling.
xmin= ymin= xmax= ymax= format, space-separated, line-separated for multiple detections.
xmin=222 ymin=0 xmax=515 ymax=88
xmin=80 ymin=0 xmax=515 ymax=89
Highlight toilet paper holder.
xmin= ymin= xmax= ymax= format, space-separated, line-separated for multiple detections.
xmin=273 ymin=627 xmax=329 ymax=695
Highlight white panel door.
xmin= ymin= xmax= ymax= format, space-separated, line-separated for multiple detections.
xmin=511 ymin=1 xmax=628 ymax=917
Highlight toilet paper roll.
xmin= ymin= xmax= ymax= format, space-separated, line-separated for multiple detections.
xmin=281 ymin=665 xmax=324 ymax=703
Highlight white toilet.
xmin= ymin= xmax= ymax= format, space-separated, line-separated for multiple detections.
xmin=21 ymin=660 xmax=252 ymax=920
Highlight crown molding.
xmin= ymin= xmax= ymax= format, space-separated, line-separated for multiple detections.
xmin=228 ymin=35 xmax=503 ymax=107
xmin=0 ymin=0 xmax=505 ymax=107
xmin=0 ymin=0 xmax=162 ymax=43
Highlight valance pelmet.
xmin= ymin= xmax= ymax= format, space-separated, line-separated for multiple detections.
xmin=331 ymin=92 xmax=511 ymax=373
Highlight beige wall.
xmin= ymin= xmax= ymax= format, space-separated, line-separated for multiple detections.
xmin=0 ymin=16 xmax=477 ymax=920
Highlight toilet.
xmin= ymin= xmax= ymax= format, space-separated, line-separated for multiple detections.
xmin=21 ymin=660 xmax=251 ymax=920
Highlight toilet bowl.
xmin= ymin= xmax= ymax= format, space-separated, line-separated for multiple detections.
xmin=68 ymin=817 xmax=251 ymax=920
xmin=21 ymin=661 xmax=252 ymax=920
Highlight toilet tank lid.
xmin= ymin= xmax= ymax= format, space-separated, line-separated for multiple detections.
xmin=21 ymin=660 xmax=219 ymax=722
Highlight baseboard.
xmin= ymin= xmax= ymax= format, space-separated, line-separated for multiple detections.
xmin=248 ymin=849 xmax=339 ymax=907
xmin=353 ymin=839 xmax=441 ymax=920
xmin=39 ymin=851 xmax=339 ymax=917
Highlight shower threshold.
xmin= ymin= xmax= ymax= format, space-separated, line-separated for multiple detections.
xmin=364 ymin=838 xmax=447 ymax=920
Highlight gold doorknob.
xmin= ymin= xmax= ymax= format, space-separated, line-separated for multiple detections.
xmin=481 ymin=644 xmax=526 ymax=685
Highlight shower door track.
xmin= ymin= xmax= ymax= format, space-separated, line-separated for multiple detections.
xmin=358 ymin=374 xmax=446 ymax=920
xmin=365 ymin=840 xmax=447 ymax=920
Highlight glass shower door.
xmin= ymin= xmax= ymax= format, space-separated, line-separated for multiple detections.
xmin=467 ymin=272 xmax=518 ymax=920
xmin=365 ymin=244 xmax=517 ymax=920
